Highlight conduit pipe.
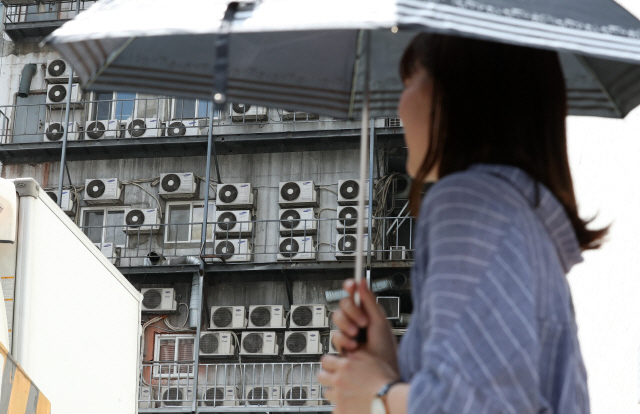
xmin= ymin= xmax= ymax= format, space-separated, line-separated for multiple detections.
xmin=17 ymin=64 xmax=37 ymax=98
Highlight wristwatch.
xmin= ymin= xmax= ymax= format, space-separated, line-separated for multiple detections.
xmin=370 ymin=379 xmax=402 ymax=414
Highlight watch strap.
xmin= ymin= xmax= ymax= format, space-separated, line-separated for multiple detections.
xmin=376 ymin=379 xmax=402 ymax=398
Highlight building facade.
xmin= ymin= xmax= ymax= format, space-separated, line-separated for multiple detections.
xmin=0 ymin=2 xmax=414 ymax=412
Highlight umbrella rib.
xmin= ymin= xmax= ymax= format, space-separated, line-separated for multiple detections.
xmin=574 ymin=55 xmax=623 ymax=118
xmin=85 ymin=37 xmax=136 ymax=90
xmin=348 ymin=30 xmax=366 ymax=119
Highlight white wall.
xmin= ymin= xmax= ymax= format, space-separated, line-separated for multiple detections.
xmin=567 ymin=109 xmax=640 ymax=414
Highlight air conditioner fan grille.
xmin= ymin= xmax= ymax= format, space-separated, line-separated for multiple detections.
xmin=280 ymin=182 xmax=301 ymax=201
xmin=218 ymin=184 xmax=238 ymax=203
xmin=48 ymin=85 xmax=67 ymax=103
xmin=162 ymin=388 xmax=183 ymax=406
xmin=161 ymin=174 xmax=181 ymax=192
xmin=212 ymin=307 xmax=233 ymax=327
xmin=204 ymin=387 xmax=225 ymax=407
xmin=128 ymin=119 xmax=147 ymax=138
xmin=279 ymin=238 xmax=299 ymax=258
xmin=86 ymin=179 xmax=106 ymax=198
xmin=232 ymin=103 xmax=251 ymax=114
xmin=200 ymin=333 xmax=219 ymax=354
xmin=142 ymin=289 xmax=162 ymax=309
xmin=126 ymin=209 xmax=145 ymax=227
xmin=339 ymin=180 xmax=359 ymax=200
xmin=168 ymin=121 xmax=186 ymax=137
xmin=286 ymin=387 xmax=308 ymax=406
xmin=291 ymin=306 xmax=313 ymax=327
xmin=338 ymin=235 xmax=358 ymax=253
xmin=280 ymin=209 xmax=301 ymax=229
xmin=48 ymin=59 xmax=66 ymax=77
xmin=86 ymin=121 xmax=106 ymax=139
xmin=250 ymin=307 xmax=271 ymax=327
xmin=215 ymin=241 xmax=235 ymax=260
xmin=246 ymin=387 xmax=268 ymax=405
xmin=45 ymin=123 xmax=64 ymax=141
xmin=242 ymin=333 xmax=263 ymax=353
xmin=46 ymin=191 xmax=58 ymax=203
xmin=338 ymin=206 xmax=358 ymax=226
xmin=286 ymin=332 xmax=307 ymax=353
xmin=217 ymin=211 xmax=239 ymax=232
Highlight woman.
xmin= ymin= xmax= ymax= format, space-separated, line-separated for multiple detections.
xmin=318 ymin=33 xmax=606 ymax=414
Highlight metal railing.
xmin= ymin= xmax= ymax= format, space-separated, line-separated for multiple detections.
xmin=4 ymin=1 xmax=93 ymax=24
xmin=0 ymin=97 xmax=372 ymax=145
xmin=82 ymin=215 xmax=415 ymax=267
xmin=139 ymin=362 xmax=327 ymax=410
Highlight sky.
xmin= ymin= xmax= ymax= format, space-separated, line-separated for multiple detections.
xmin=566 ymin=2 xmax=640 ymax=412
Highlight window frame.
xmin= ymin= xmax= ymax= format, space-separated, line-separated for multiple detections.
xmin=170 ymin=98 xmax=219 ymax=121
xmin=163 ymin=200 xmax=216 ymax=245
xmin=79 ymin=206 xmax=129 ymax=247
xmin=153 ymin=334 xmax=195 ymax=378
xmin=89 ymin=91 xmax=139 ymax=122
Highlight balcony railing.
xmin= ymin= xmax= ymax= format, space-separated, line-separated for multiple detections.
xmin=4 ymin=1 xmax=93 ymax=24
xmin=82 ymin=215 xmax=414 ymax=268
xmin=139 ymin=362 xmax=328 ymax=410
xmin=1 ymin=97 xmax=379 ymax=145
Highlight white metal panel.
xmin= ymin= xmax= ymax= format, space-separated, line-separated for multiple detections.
xmin=11 ymin=179 xmax=141 ymax=414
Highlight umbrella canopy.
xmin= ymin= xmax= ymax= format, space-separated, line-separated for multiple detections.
xmin=46 ymin=0 xmax=640 ymax=119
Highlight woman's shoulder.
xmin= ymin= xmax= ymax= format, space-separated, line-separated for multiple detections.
xmin=420 ymin=168 xmax=523 ymax=222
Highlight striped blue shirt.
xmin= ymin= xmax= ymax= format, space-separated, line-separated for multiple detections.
xmin=397 ymin=164 xmax=589 ymax=414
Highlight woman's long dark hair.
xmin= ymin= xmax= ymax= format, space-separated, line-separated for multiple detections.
xmin=401 ymin=33 xmax=607 ymax=250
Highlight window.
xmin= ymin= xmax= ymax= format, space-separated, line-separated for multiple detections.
xmin=172 ymin=98 xmax=216 ymax=120
xmin=93 ymin=91 xmax=136 ymax=121
xmin=153 ymin=334 xmax=195 ymax=377
xmin=135 ymin=94 xmax=159 ymax=119
xmin=80 ymin=207 xmax=127 ymax=246
xmin=165 ymin=201 xmax=215 ymax=244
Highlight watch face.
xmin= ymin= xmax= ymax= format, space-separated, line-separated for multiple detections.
xmin=371 ymin=397 xmax=387 ymax=414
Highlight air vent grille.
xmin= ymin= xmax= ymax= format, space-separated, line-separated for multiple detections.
xmin=280 ymin=182 xmax=301 ymax=201
xmin=247 ymin=387 xmax=268 ymax=405
xmin=86 ymin=179 xmax=106 ymax=198
xmin=250 ymin=307 xmax=271 ymax=327
xmin=142 ymin=289 xmax=162 ymax=309
xmin=200 ymin=333 xmax=219 ymax=354
xmin=279 ymin=238 xmax=299 ymax=258
xmin=280 ymin=209 xmax=301 ymax=229
xmin=215 ymin=241 xmax=235 ymax=260
xmin=339 ymin=180 xmax=359 ymax=200
xmin=161 ymin=174 xmax=181 ymax=192
xmin=213 ymin=307 xmax=233 ymax=327
xmin=285 ymin=332 xmax=307 ymax=353
xmin=45 ymin=123 xmax=64 ymax=141
xmin=286 ymin=387 xmax=307 ymax=406
xmin=162 ymin=388 xmax=183 ymax=407
xmin=204 ymin=388 xmax=225 ymax=407
xmin=291 ymin=307 xmax=313 ymax=327
xmin=242 ymin=333 xmax=263 ymax=353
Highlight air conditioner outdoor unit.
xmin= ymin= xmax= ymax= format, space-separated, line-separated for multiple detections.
xmin=159 ymin=386 xmax=194 ymax=407
xmin=389 ymin=245 xmax=407 ymax=260
xmin=83 ymin=178 xmax=124 ymax=205
xmin=215 ymin=210 xmax=253 ymax=236
xmin=200 ymin=386 xmax=239 ymax=407
xmin=284 ymin=331 xmax=322 ymax=356
xmin=279 ymin=208 xmax=316 ymax=235
xmin=125 ymin=118 xmax=162 ymax=138
xmin=247 ymin=305 xmax=285 ymax=329
xmin=336 ymin=205 xmax=374 ymax=232
xmin=100 ymin=243 xmax=121 ymax=266
xmin=377 ymin=297 xmax=400 ymax=320
xmin=44 ymin=121 xmax=80 ymax=142
xmin=46 ymin=83 xmax=82 ymax=107
xmin=84 ymin=120 xmax=124 ymax=140
xmin=212 ymin=239 xmax=252 ymax=262
xmin=278 ymin=181 xmax=318 ymax=207
xmin=46 ymin=189 xmax=75 ymax=215
xmin=45 ymin=59 xmax=77 ymax=83
xmin=199 ymin=331 xmax=237 ymax=357
xmin=289 ymin=305 xmax=329 ymax=329
xmin=277 ymin=236 xmax=316 ymax=261
xmin=335 ymin=233 xmax=373 ymax=259
xmin=230 ymin=103 xmax=267 ymax=122
xmin=337 ymin=179 xmax=372 ymax=205
xmin=244 ymin=386 xmax=281 ymax=406
xmin=167 ymin=119 xmax=202 ymax=137
xmin=210 ymin=306 xmax=246 ymax=329
xmin=240 ymin=331 xmax=279 ymax=356
xmin=141 ymin=288 xmax=177 ymax=313
xmin=281 ymin=110 xmax=319 ymax=121
xmin=329 ymin=330 xmax=339 ymax=354
xmin=215 ymin=183 xmax=254 ymax=209
xmin=158 ymin=172 xmax=198 ymax=199
xmin=385 ymin=118 xmax=404 ymax=128
xmin=138 ymin=386 xmax=156 ymax=409
xmin=284 ymin=386 xmax=321 ymax=406
xmin=123 ymin=208 xmax=161 ymax=234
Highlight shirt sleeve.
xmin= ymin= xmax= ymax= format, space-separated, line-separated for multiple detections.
xmin=407 ymin=174 xmax=539 ymax=414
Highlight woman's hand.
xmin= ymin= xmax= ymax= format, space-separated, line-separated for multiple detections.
xmin=319 ymin=350 xmax=400 ymax=414
xmin=331 ymin=278 xmax=399 ymax=373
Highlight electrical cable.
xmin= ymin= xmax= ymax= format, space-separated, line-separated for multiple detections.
xmin=163 ymin=303 xmax=191 ymax=331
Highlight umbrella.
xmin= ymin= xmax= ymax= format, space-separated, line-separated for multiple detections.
xmin=44 ymin=0 xmax=640 ymax=119
xmin=44 ymin=0 xmax=640 ymax=390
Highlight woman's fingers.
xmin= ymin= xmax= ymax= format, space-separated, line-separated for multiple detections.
xmin=332 ymin=309 xmax=359 ymax=337
xmin=331 ymin=330 xmax=358 ymax=353
xmin=342 ymin=278 xmax=357 ymax=295
xmin=339 ymin=296 xmax=368 ymax=327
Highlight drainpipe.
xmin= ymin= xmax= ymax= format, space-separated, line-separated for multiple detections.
xmin=17 ymin=64 xmax=37 ymax=98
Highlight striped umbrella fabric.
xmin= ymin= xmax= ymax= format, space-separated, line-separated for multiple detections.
xmin=45 ymin=0 xmax=640 ymax=119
